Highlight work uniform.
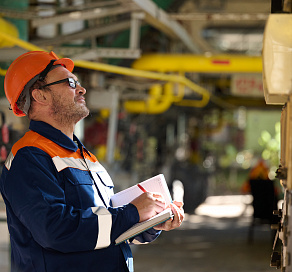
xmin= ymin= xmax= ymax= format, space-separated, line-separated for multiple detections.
xmin=0 ymin=120 xmax=161 ymax=272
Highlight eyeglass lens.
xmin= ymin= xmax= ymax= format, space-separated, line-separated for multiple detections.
xmin=68 ymin=78 xmax=80 ymax=88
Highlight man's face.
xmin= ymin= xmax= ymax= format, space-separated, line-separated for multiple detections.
xmin=45 ymin=66 xmax=89 ymax=125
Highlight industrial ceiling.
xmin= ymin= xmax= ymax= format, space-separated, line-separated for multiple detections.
xmin=0 ymin=0 xmax=291 ymax=110
xmin=0 ymin=0 xmax=274 ymax=60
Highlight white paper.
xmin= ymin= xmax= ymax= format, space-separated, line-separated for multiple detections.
xmin=111 ymin=174 xmax=172 ymax=207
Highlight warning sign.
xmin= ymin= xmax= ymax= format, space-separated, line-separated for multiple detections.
xmin=231 ymin=74 xmax=264 ymax=97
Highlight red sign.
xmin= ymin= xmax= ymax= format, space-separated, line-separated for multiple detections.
xmin=231 ymin=74 xmax=264 ymax=97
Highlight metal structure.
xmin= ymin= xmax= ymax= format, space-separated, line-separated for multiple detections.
xmin=262 ymin=7 xmax=292 ymax=271
xmin=0 ymin=0 xmax=198 ymax=61
xmin=0 ymin=0 xmax=274 ymax=60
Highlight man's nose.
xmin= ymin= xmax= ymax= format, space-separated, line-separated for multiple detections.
xmin=76 ymin=85 xmax=86 ymax=95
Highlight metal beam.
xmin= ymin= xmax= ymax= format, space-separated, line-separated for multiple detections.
xmin=31 ymin=20 xmax=131 ymax=46
xmin=70 ymin=48 xmax=141 ymax=60
xmin=129 ymin=12 xmax=144 ymax=50
xmin=86 ymin=89 xmax=119 ymax=164
xmin=31 ymin=4 xmax=138 ymax=27
xmin=0 ymin=1 xmax=121 ymax=20
xmin=169 ymin=13 xmax=269 ymax=21
xmin=122 ymin=0 xmax=199 ymax=53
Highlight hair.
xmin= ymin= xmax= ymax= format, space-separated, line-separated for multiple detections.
xmin=16 ymin=79 xmax=49 ymax=118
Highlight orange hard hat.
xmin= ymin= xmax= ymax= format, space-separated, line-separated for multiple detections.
xmin=4 ymin=51 xmax=74 ymax=117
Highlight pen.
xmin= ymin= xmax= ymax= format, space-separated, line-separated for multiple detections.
xmin=137 ymin=183 xmax=147 ymax=193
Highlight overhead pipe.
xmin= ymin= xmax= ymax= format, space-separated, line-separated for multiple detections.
xmin=0 ymin=68 xmax=6 ymax=76
xmin=124 ymin=82 xmax=174 ymax=114
xmin=0 ymin=32 xmax=212 ymax=110
xmin=132 ymin=54 xmax=263 ymax=73
xmin=0 ymin=31 xmax=44 ymax=52
xmin=74 ymin=59 xmax=210 ymax=108
xmin=129 ymin=53 xmax=263 ymax=111
xmin=0 ymin=18 xmax=19 ymax=48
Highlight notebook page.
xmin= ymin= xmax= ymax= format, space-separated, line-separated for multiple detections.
xmin=139 ymin=174 xmax=172 ymax=206
xmin=111 ymin=186 xmax=143 ymax=207
xmin=111 ymin=174 xmax=172 ymax=207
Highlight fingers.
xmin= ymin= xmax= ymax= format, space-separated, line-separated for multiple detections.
xmin=130 ymin=193 xmax=185 ymax=228
xmin=130 ymin=192 xmax=166 ymax=222
xmin=154 ymin=202 xmax=185 ymax=231
xmin=152 ymin=193 xmax=166 ymax=209
xmin=170 ymin=203 xmax=184 ymax=227
xmin=172 ymin=201 xmax=183 ymax=209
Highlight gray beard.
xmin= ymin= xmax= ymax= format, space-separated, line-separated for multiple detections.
xmin=51 ymin=95 xmax=90 ymax=126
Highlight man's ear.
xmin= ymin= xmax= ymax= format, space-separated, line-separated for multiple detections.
xmin=31 ymin=89 xmax=50 ymax=105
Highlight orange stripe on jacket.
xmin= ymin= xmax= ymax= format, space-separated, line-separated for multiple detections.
xmin=11 ymin=130 xmax=97 ymax=163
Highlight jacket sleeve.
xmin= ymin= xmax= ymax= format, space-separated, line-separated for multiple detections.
xmin=1 ymin=147 xmax=139 ymax=253
xmin=129 ymin=228 xmax=162 ymax=245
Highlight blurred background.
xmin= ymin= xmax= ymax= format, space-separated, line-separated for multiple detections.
xmin=0 ymin=0 xmax=289 ymax=271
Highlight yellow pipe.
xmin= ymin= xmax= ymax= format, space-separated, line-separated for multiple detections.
xmin=0 ymin=31 xmax=45 ymax=52
xmin=74 ymin=60 xmax=210 ymax=108
xmin=0 ymin=32 xmax=210 ymax=110
xmin=0 ymin=18 xmax=19 ymax=48
xmin=124 ymin=83 xmax=174 ymax=114
xmin=0 ymin=67 xmax=7 ymax=76
xmin=132 ymin=54 xmax=263 ymax=73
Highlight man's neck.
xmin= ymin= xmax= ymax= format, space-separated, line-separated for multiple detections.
xmin=49 ymin=121 xmax=75 ymax=140
xmin=31 ymin=116 xmax=75 ymax=140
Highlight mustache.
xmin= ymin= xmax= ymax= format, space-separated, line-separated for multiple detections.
xmin=75 ymin=95 xmax=86 ymax=102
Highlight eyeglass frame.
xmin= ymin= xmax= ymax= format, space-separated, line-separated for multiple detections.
xmin=39 ymin=77 xmax=81 ymax=89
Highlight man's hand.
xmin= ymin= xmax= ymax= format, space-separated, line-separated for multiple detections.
xmin=153 ymin=201 xmax=184 ymax=231
xmin=130 ymin=192 xmax=166 ymax=222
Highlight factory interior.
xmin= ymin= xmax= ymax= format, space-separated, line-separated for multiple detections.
xmin=0 ymin=0 xmax=291 ymax=271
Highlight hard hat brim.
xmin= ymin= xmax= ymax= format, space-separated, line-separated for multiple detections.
xmin=55 ymin=58 xmax=74 ymax=73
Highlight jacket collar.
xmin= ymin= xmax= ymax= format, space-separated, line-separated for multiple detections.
xmin=29 ymin=120 xmax=88 ymax=153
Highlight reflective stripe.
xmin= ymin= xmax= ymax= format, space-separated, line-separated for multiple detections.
xmin=5 ymin=152 xmax=14 ymax=170
xmin=52 ymin=156 xmax=88 ymax=172
xmin=52 ymin=156 xmax=106 ymax=172
xmin=91 ymin=206 xmax=112 ymax=249
xmin=5 ymin=152 xmax=104 ymax=173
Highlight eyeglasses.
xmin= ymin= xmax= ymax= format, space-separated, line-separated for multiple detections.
xmin=40 ymin=78 xmax=81 ymax=89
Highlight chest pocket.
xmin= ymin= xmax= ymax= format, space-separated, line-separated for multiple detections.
xmin=62 ymin=167 xmax=114 ymax=209
xmin=63 ymin=168 xmax=95 ymax=209
xmin=91 ymin=168 xmax=114 ymax=207
xmin=96 ymin=167 xmax=114 ymax=188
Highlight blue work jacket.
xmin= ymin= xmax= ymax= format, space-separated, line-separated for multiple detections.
xmin=0 ymin=120 xmax=160 ymax=272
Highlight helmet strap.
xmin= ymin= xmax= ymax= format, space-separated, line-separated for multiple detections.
xmin=22 ymin=89 xmax=31 ymax=115
xmin=39 ymin=59 xmax=57 ymax=80
xmin=22 ymin=73 xmax=39 ymax=115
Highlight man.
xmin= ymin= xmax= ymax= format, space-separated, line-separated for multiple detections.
xmin=0 ymin=51 xmax=184 ymax=272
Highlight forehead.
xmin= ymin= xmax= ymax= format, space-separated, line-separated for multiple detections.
xmin=46 ymin=65 xmax=76 ymax=81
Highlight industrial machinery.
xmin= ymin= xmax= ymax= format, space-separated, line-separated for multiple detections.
xmin=262 ymin=2 xmax=292 ymax=270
